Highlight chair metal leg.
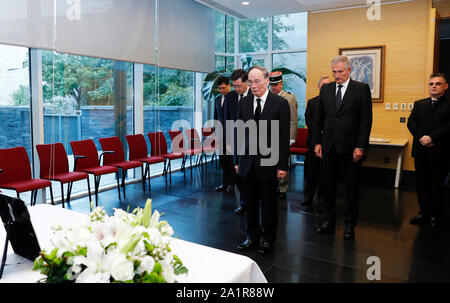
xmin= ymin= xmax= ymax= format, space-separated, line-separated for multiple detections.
xmin=121 ymin=169 xmax=127 ymax=199
xmin=116 ymin=172 xmax=121 ymax=200
xmin=67 ymin=182 xmax=73 ymax=204
xmin=87 ymin=178 xmax=92 ymax=203
xmin=60 ymin=183 xmax=65 ymax=208
xmin=0 ymin=222 xmax=10 ymax=279
xmin=148 ymin=164 xmax=151 ymax=192
xmin=94 ymin=175 xmax=101 ymax=207
xmin=49 ymin=185 xmax=54 ymax=206
xmin=141 ymin=165 xmax=146 ymax=192
xmin=168 ymin=160 xmax=172 ymax=184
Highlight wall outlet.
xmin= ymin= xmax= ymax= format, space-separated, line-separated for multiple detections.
xmin=401 ymin=103 xmax=406 ymax=111
xmin=385 ymin=103 xmax=391 ymax=110
xmin=400 ymin=117 xmax=406 ymax=123
xmin=408 ymin=103 xmax=413 ymax=110
xmin=392 ymin=103 xmax=399 ymax=110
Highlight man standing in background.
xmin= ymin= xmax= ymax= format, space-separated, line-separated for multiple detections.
xmin=214 ymin=76 xmax=232 ymax=193
xmin=407 ymin=73 xmax=450 ymax=229
xmin=303 ymin=76 xmax=330 ymax=207
xmin=268 ymin=71 xmax=298 ymax=200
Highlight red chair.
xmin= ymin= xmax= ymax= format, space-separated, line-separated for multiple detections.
xmin=36 ymin=143 xmax=91 ymax=208
xmin=201 ymin=127 xmax=218 ymax=167
xmin=125 ymin=134 xmax=166 ymax=192
xmin=99 ymin=137 xmax=143 ymax=199
xmin=0 ymin=147 xmax=54 ymax=206
xmin=184 ymin=128 xmax=207 ymax=171
xmin=168 ymin=130 xmax=188 ymax=176
xmin=148 ymin=132 xmax=184 ymax=184
xmin=70 ymin=139 xmax=121 ymax=206
xmin=290 ymin=128 xmax=309 ymax=166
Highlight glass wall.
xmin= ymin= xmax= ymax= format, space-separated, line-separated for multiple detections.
xmin=212 ymin=11 xmax=308 ymax=127
xmin=0 ymin=45 xmax=32 ymax=157
xmin=42 ymin=51 xmax=134 ymax=198
xmin=143 ymin=65 xmax=194 ymax=166
xmin=272 ymin=52 xmax=307 ymax=127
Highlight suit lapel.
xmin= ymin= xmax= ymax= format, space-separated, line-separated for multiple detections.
xmin=261 ymin=92 xmax=273 ymax=119
xmin=338 ymin=80 xmax=356 ymax=113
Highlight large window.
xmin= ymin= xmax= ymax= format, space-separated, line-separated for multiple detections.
xmin=239 ymin=17 xmax=269 ymax=53
xmin=42 ymin=51 xmax=134 ymax=197
xmin=213 ymin=12 xmax=308 ymax=127
xmin=0 ymin=45 xmax=32 ymax=157
xmin=143 ymin=65 xmax=194 ymax=171
xmin=273 ymin=52 xmax=307 ymax=127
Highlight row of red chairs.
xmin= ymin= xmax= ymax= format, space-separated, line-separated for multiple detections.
xmin=0 ymin=129 xmax=217 ymax=207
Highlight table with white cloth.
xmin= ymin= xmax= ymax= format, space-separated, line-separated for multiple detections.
xmin=0 ymin=204 xmax=267 ymax=283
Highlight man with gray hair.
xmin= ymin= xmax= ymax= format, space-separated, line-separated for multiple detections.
xmin=312 ymin=55 xmax=373 ymax=240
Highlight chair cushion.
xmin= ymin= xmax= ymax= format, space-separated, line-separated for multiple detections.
xmin=290 ymin=147 xmax=309 ymax=155
xmin=108 ymin=160 xmax=142 ymax=170
xmin=41 ymin=171 xmax=89 ymax=184
xmin=134 ymin=156 xmax=166 ymax=164
xmin=162 ymin=153 xmax=184 ymax=160
xmin=0 ymin=178 xmax=52 ymax=193
xmin=77 ymin=165 xmax=118 ymax=176
xmin=182 ymin=148 xmax=203 ymax=156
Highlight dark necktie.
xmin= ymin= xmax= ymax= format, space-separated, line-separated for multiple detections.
xmin=336 ymin=84 xmax=343 ymax=111
xmin=239 ymin=94 xmax=244 ymax=101
xmin=431 ymin=98 xmax=437 ymax=108
xmin=254 ymin=98 xmax=262 ymax=123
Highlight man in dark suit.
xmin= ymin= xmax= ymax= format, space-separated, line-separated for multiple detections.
xmin=407 ymin=73 xmax=450 ymax=228
xmin=312 ymin=55 xmax=373 ymax=240
xmin=235 ymin=66 xmax=290 ymax=254
xmin=225 ymin=69 xmax=253 ymax=214
xmin=214 ymin=76 xmax=232 ymax=193
xmin=303 ymin=76 xmax=330 ymax=207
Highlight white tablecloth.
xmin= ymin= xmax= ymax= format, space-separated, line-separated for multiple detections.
xmin=0 ymin=204 xmax=267 ymax=283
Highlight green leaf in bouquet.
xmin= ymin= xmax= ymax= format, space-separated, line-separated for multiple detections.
xmin=142 ymin=198 xmax=152 ymax=228
xmin=153 ymin=262 xmax=162 ymax=274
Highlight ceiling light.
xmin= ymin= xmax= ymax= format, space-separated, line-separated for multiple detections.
xmin=241 ymin=1 xmax=250 ymax=6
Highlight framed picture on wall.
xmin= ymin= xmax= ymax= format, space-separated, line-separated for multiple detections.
xmin=339 ymin=45 xmax=385 ymax=102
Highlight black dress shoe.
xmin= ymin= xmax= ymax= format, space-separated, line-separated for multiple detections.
xmin=226 ymin=185 xmax=234 ymax=193
xmin=429 ymin=216 xmax=438 ymax=229
xmin=258 ymin=241 xmax=273 ymax=255
xmin=409 ymin=213 xmax=426 ymax=225
xmin=343 ymin=224 xmax=355 ymax=240
xmin=314 ymin=220 xmax=336 ymax=234
xmin=237 ymin=236 xmax=256 ymax=251
xmin=234 ymin=206 xmax=246 ymax=215
xmin=215 ymin=184 xmax=227 ymax=192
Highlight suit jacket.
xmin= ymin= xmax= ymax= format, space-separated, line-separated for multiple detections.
xmin=235 ymin=91 xmax=290 ymax=180
xmin=305 ymin=95 xmax=319 ymax=147
xmin=312 ymin=79 xmax=373 ymax=154
xmin=279 ymin=90 xmax=298 ymax=141
xmin=214 ymin=94 xmax=226 ymax=125
xmin=225 ymin=90 xmax=253 ymax=153
xmin=407 ymin=95 xmax=450 ymax=159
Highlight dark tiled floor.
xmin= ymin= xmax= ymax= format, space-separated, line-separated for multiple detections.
xmin=62 ymin=161 xmax=450 ymax=283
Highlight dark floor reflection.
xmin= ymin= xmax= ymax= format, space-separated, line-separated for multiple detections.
xmin=63 ymin=161 xmax=450 ymax=283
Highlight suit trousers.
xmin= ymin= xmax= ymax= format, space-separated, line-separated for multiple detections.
xmin=244 ymin=162 xmax=278 ymax=243
xmin=303 ymin=147 xmax=324 ymax=204
xmin=219 ymin=155 xmax=233 ymax=186
xmin=322 ymin=146 xmax=361 ymax=224
xmin=414 ymin=155 xmax=448 ymax=218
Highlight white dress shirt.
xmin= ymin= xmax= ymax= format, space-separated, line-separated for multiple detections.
xmin=253 ymin=88 xmax=269 ymax=114
xmin=336 ymin=78 xmax=350 ymax=99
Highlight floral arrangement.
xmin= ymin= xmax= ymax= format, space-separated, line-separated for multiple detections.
xmin=33 ymin=199 xmax=187 ymax=283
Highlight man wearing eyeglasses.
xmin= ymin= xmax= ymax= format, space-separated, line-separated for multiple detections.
xmin=407 ymin=73 xmax=450 ymax=229
xmin=224 ymin=69 xmax=253 ymax=215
